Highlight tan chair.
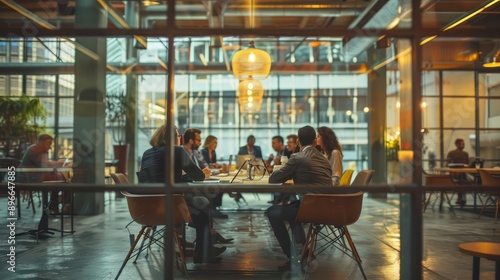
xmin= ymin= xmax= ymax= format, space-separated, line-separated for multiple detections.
xmin=111 ymin=173 xmax=192 ymax=279
xmin=296 ymin=192 xmax=367 ymax=280
xmin=478 ymin=170 xmax=500 ymax=223
xmin=338 ymin=169 xmax=355 ymax=186
xmin=351 ymin=169 xmax=375 ymax=186
xmin=422 ymin=172 xmax=455 ymax=214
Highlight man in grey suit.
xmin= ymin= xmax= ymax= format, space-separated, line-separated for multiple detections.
xmin=266 ymin=125 xmax=333 ymax=271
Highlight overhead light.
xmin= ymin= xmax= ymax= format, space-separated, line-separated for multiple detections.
xmin=237 ymin=79 xmax=264 ymax=114
xmin=143 ymin=1 xmax=161 ymax=6
xmin=483 ymin=49 xmax=500 ymax=68
xmin=442 ymin=0 xmax=500 ymax=31
xmin=231 ymin=40 xmax=272 ymax=80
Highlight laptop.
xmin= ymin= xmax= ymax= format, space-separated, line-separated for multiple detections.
xmin=236 ymin=154 xmax=255 ymax=170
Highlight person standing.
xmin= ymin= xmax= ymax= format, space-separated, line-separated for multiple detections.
xmin=238 ymin=134 xmax=263 ymax=158
xmin=266 ymin=125 xmax=333 ymax=271
xmin=316 ymin=126 xmax=344 ymax=186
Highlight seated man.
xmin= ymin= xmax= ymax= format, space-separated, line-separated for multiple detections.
xmin=446 ymin=138 xmax=470 ymax=204
xmin=138 ymin=124 xmax=226 ymax=264
xmin=238 ymin=134 xmax=263 ymax=158
xmin=266 ymin=125 xmax=333 ymax=271
xmin=18 ymin=134 xmax=71 ymax=214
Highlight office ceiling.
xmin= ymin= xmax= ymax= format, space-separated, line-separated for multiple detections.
xmin=0 ymin=0 xmax=500 ymax=72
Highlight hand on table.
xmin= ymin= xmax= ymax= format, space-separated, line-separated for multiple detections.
xmin=202 ymin=167 xmax=211 ymax=178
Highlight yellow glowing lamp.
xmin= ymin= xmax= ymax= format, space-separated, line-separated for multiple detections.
xmin=232 ymin=42 xmax=272 ymax=80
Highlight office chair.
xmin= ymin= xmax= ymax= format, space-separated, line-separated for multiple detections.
xmin=296 ymin=192 xmax=367 ymax=280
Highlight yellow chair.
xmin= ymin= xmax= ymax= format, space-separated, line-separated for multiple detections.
xmin=478 ymin=170 xmax=500 ymax=223
xmin=296 ymin=192 xmax=367 ymax=280
xmin=338 ymin=169 xmax=355 ymax=186
xmin=111 ymin=173 xmax=192 ymax=279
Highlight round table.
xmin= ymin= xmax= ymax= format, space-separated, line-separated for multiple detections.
xmin=458 ymin=242 xmax=500 ymax=280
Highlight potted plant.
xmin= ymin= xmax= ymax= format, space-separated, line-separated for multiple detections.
xmin=0 ymin=96 xmax=46 ymax=158
xmin=106 ymin=90 xmax=134 ymax=176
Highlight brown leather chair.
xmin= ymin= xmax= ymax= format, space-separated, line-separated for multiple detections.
xmin=422 ymin=172 xmax=455 ymax=214
xmin=111 ymin=173 xmax=192 ymax=279
xmin=350 ymin=169 xmax=375 ymax=186
xmin=296 ymin=192 xmax=367 ymax=280
xmin=478 ymin=170 xmax=500 ymax=223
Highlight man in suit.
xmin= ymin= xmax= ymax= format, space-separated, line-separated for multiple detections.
xmin=238 ymin=134 xmax=263 ymax=158
xmin=266 ymin=125 xmax=333 ymax=271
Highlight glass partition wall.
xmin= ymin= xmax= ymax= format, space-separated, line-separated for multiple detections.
xmin=1 ymin=0 xmax=500 ymax=279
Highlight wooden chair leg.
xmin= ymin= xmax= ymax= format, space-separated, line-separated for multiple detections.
xmin=115 ymin=227 xmax=146 ymax=280
xmin=478 ymin=195 xmax=492 ymax=220
xmin=344 ymin=226 xmax=367 ymax=280
xmin=495 ymin=197 xmax=499 ymax=224
xmin=300 ymin=224 xmax=314 ymax=265
xmin=174 ymin=229 xmax=189 ymax=279
xmin=133 ymin=227 xmax=152 ymax=263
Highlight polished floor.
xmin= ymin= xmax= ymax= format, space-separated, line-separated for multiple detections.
xmin=1 ymin=192 xmax=500 ymax=279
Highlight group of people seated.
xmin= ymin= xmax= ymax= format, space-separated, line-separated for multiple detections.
xmin=16 ymin=125 xmax=345 ymax=269
xmin=137 ymin=124 xmax=345 ymax=269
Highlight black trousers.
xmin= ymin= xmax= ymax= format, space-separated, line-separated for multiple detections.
xmin=266 ymin=201 xmax=305 ymax=258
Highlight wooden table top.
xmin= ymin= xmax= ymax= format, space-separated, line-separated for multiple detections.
xmin=459 ymin=242 xmax=500 ymax=261
xmin=434 ymin=167 xmax=500 ymax=174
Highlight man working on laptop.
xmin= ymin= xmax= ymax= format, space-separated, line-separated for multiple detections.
xmin=266 ymin=125 xmax=333 ymax=272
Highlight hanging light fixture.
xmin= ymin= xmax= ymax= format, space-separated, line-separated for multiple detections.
xmin=232 ymin=41 xmax=272 ymax=80
xmin=237 ymin=79 xmax=264 ymax=113
xmin=483 ymin=50 xmax=500 ymax=68
xmin=231 ymin=0 xmax=271 ymax=80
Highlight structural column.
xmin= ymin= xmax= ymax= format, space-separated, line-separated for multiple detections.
xmin=367 ymin=46 xmax=388 ymax=198
xmin=72 ymin=2 xmax=107 ymax=215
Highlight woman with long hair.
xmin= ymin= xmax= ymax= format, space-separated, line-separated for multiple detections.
xmin=316 ymin=126 xmax=343 ymax=185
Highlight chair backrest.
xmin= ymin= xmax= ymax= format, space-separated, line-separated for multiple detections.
xmin=122 ymin=192 xmax=191 ymax=226
xmin=338 ymin=169 xmax=355 ymax=186
xmin=296 ymin=192 xmax=364 ymax=226
xmin=351 ymin=170 xmax=375 ymax=185
xmin=423 ymin=173 xmax=455 ymax=185
xmin=479 ymin=170 xmax=500 ymax=187
xmin=110 ymin=173 xmax=129 ymax=184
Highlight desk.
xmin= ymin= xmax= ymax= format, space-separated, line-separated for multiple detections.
xmin=458 ymin=242 xmax=500 ymax=280
xmin=434 ymin=167 xmax=500 ymax=174
xmin=434 ymin=168 xmax=500 ymax=211
xmin=0 ymin=167 xmax=75 ymax=240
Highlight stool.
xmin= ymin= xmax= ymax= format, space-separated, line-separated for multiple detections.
xmin=458 ymin=242 xmax=500 ymax=280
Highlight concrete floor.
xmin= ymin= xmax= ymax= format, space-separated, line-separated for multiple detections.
xmin=1 ymin=192 xmax=499 ymax=279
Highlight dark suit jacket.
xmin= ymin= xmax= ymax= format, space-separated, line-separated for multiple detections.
xmin=269 ymin=146 xmax=333 ymax=186
xmin=238 ymin=145 xmax=263 ymax=158
xmin=138 ymin=146 xmax=204 ymax=183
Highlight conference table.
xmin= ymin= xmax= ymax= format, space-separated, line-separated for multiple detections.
xmin=1 ymin=167 xmax=75 ymax=240
xmin=434 ymin=167 xmax=500 ymax=211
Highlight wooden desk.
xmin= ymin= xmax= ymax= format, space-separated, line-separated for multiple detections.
xmin=434 ymin=167 xmax=500 ymax=174
xmin=459 ymin=242 xmax=500 ymax=280
xmin=0 ymin=167 xmax=75 ymax=239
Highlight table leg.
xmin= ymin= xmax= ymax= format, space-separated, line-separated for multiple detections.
xmin=472 ymin=256 xmax=480 ymax=280
xmin=495 ymin=260 xmax=499 ymax=280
